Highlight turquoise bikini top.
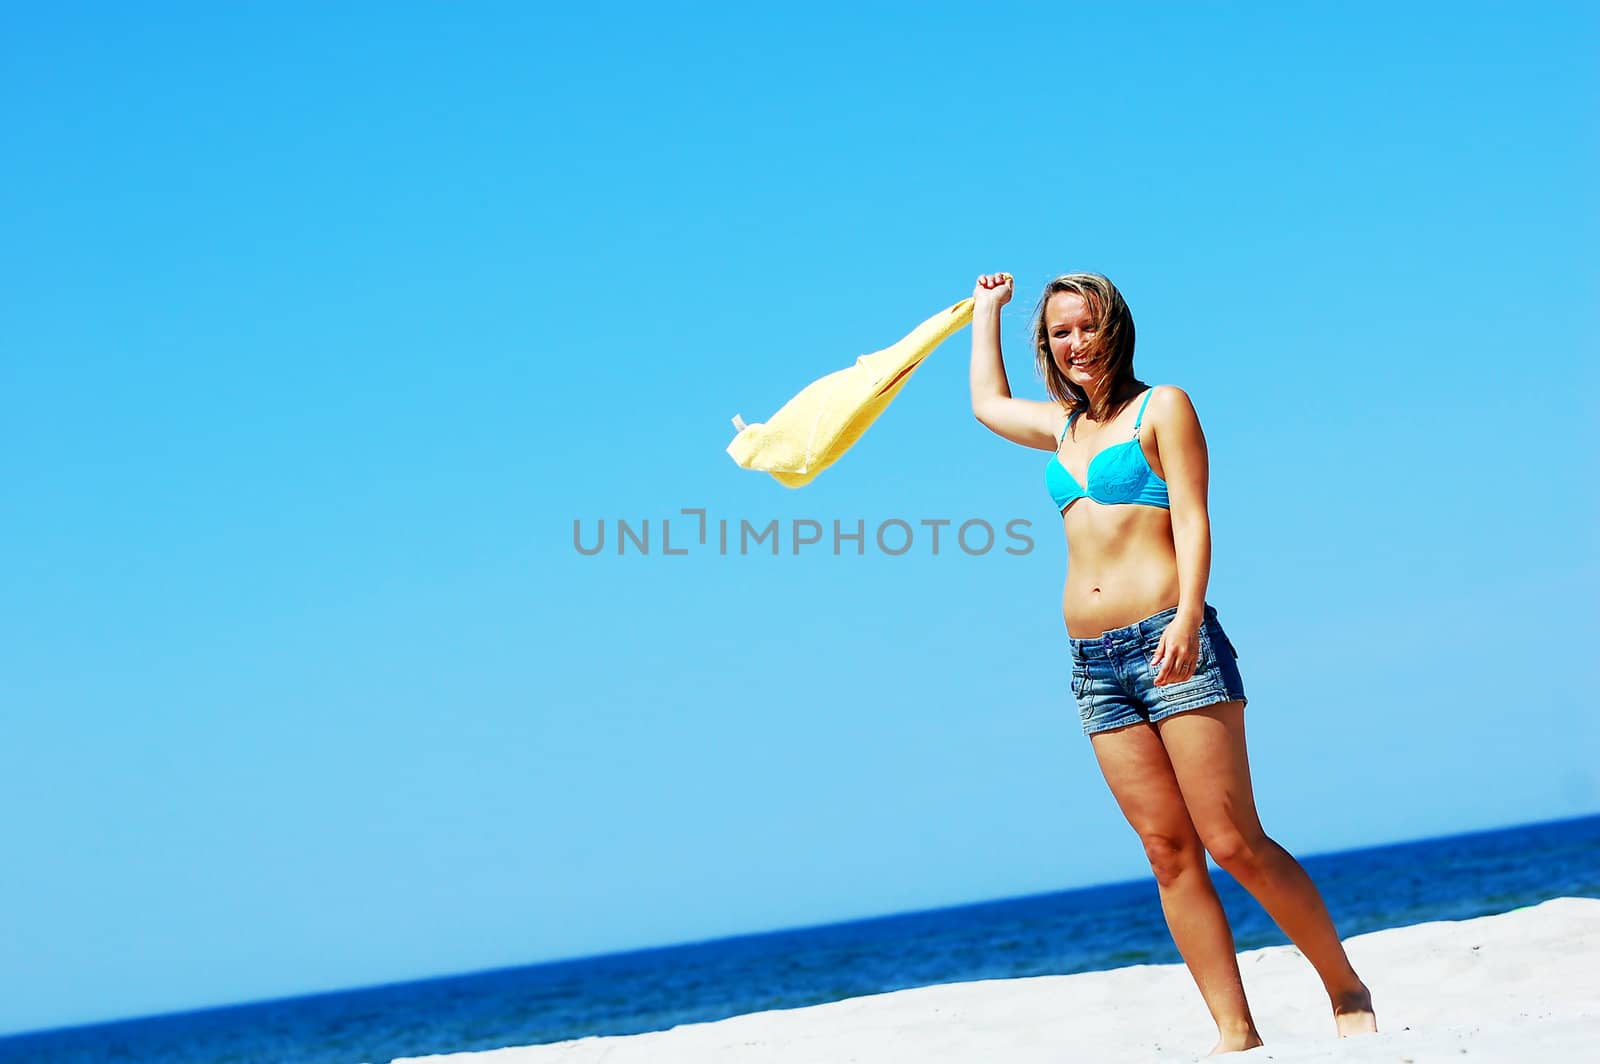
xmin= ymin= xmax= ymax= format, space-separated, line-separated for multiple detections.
xmin=1045 ymin=387 xmax=1170 ymax=513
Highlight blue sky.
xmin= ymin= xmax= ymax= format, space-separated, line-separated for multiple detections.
xmin=2 ymin=0 xmax=1596 ymax=1038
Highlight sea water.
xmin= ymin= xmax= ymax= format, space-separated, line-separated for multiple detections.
xmin=3 ymin=813 xmax=1596 ymax=1064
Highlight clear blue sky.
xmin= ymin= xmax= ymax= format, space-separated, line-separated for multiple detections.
xmin=3 ymin=0 xmax=1596 ymax=1038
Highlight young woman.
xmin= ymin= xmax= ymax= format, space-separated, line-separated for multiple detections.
xmin=968 ymin=271 xmax=1377 ymax=1056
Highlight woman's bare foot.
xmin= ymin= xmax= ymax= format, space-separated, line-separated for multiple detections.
xmin=1206 ymin=1026 xmax=1264 ymax=1056
xmin=1332 ymin=984 xmax=1378 ymax=1036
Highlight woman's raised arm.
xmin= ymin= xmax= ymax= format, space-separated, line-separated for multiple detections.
xmin=970 ymin=273 xmax=1063 ymax=451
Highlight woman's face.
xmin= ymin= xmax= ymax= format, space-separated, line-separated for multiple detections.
xmin=1046 ymin=291 xmax=1103 ymax=388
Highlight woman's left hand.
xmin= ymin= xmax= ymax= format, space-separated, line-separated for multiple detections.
xmin=1151 ymin=617 xmax=1201 ymax=685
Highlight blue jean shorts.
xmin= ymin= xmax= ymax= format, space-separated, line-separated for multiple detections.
xmin=1068 ymin=604 xmax=1247 ymax=736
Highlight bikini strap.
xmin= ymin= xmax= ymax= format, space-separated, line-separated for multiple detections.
xmin=1061 ymin=408 xmax=1082 ymax=441
xmin=1132 ymin=387 xmax=1156 ymax=433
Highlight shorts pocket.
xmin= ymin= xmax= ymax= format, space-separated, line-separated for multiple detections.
xmin=1070 ymin=659 xmax=1093 ymax=716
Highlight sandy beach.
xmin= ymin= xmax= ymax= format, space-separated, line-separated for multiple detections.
xmin=392 ymin=896 xmax=1600 ymax=1063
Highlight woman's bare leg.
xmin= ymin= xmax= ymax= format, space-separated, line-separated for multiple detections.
xmin=1156 ymin=702 xmax=1379 ymax=1037
xmin=1089 ymin=722 xmax=1265 ymax=1055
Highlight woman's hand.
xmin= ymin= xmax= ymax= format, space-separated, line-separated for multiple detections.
xmin=1150 ymin=616 xmax=1202 ymax=686
xmin=973 ymin=273 xmax=1013 ymax=312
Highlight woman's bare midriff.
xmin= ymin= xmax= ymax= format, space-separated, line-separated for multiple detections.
xmin=1060 ymin=501 xmax=1180 ymax=638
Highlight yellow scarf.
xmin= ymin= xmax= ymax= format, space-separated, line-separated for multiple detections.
xmin=726 ymin=298 xmax=975 ymax=487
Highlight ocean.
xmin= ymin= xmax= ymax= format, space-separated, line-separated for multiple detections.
xmin=4 ymin=813 xmax=1596 ymax=1064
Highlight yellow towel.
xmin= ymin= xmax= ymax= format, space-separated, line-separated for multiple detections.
xmin=727 ymin=297 xmax=975 ymax=488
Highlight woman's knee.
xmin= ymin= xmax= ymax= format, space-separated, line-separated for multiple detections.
xmin=1201 ymin=826 xmax=1271 ymax=873
xmin=1140 ymin=831 xmax=1208 ymax=886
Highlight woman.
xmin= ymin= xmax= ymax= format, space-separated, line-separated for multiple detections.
xmin=968 ymin=271 xmax=1377 ymax=1056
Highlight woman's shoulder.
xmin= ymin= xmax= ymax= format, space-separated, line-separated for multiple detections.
xmin=1141 ymin=384 xmax=1202 ymax=432
xmin=1144 ymin=383 xmax=1196 ymax=413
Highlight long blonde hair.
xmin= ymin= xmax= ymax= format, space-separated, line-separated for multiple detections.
xmin=1030 ymin=273 xmax=1145 ymax=426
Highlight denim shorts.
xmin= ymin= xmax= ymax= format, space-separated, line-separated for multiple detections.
xmin=1068 ymin=604 xmax=1247 ymax=736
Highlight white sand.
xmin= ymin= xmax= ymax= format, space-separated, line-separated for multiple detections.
xmin=393 ymin=896 xmax=1600 ymax=1063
